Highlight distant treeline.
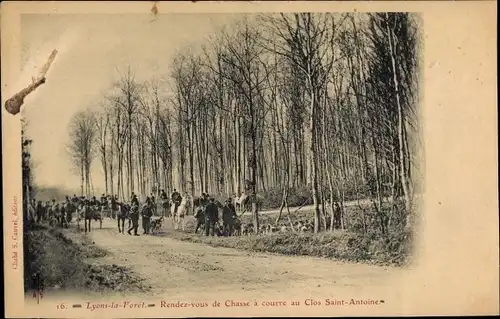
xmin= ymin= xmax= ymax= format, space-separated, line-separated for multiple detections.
xmin=33 ymin=186 xmax=71 ymax=202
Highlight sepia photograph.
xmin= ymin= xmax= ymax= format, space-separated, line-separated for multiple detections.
xmin=20 ymin=9 xmax=422 ymax=299
xmin=2 ymin=1 xmax=497 ymax=318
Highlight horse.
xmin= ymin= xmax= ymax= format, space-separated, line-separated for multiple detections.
xmin=108 ymin=197 xmax=119 ymax=219
xmin=52 ymin=203 xmax=65 ymax=228
xmin=99 ymin=201 xmax=111 ymax=219
xmin=77 ymin=204 xmax=94 ymax=233
xmin=91 ymin=205 xmax=103 ymax=229
xmin=172 ymin=195 xmax=191 ymax=231
xmin=117 ymin=203 xmax=130 ymax=234
xmin=78 ymin=204 xmax=102 ymax=232
xmin=223 ymin=215 xmax=242 ymax=236
xmin=63 ymin=201 xmax=76 ymax=226
xmin=234 ymin=193 xmax=250 ymax=214
xmin=170 ymin=196 xmax=182 ymax=221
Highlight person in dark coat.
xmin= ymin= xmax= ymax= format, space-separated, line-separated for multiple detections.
xmin=150 ymin=194 xmax=156 ymax=215
xmin=100 ymin=193 xmax=107 ymax=205
xmin=141 ymin=197 xmax=153 ymax=234
xmin=194 ymin=206 xmax=205 ymax=234
xmin=36 ymin=200 xmax=44 ymax=223
xmin=204 ymin=197 xmax=219 ymax=237
xmin=222 ymin=198 xmax=237 ymax=236
xmin=127 ymin=203 xmax=140 ymax=236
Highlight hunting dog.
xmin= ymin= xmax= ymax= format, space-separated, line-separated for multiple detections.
xmin=150 ymin=216 xmax=164 ymax=235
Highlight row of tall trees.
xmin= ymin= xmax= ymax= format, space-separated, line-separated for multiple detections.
xmin=67 ymin=12 xmax=422 ymax=234
xmin=22 ymin=118 xmax=36 ymax=226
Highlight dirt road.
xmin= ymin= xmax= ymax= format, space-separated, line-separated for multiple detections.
xmin=77 ymin=218 xmax=406 ymax=302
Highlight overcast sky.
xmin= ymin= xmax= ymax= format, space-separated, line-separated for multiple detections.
xmin=20 ymin=13 xmax=241 ymax=194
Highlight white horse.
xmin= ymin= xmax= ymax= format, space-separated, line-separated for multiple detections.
xmin=172 ymin=195 xmax=191 ymax=231
xmin=234 ymin=192 xmax=250 ymax=215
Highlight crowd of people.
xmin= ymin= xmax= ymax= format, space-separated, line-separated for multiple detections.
xmin=27 ymin=188 xmax=242 ymax=237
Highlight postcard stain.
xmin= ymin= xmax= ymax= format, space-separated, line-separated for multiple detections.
xmin=4 ymin=49 xmax=58 ymax=116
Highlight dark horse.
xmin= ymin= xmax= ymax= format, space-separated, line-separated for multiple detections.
xmin=117 ymin=203 xmax=130 ymax=234
xmin=81 ymin=204 xmax=94 ymax=233
xmin=81 ymin=204 xmax=102 ymax=233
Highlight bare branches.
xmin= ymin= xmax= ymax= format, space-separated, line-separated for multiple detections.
xmin=67 ymin=108 xmax=98 ymax=196
xmin=62 ymin=13 xmax=421 ymax=239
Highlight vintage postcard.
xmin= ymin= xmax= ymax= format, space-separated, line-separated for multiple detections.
xmin=2 ymin=1 xmax=498 ymax=317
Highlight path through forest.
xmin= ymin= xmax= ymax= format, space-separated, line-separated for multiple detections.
xmin=76 ymin=218 xmax=406 ymax=302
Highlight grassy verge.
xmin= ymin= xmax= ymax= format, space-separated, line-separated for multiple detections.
xmin=163 ymin=203 xmax=412 ymax=267
xmin=167 ymin=230 xmax=410 ymax=267
xmin=24 ymin=224 xmax=150 ymax=294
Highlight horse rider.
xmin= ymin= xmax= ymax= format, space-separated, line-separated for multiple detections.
xmin=131 ymin=193 xmax=139 ymax=207
xmin=171 ymin=189 xmax=181 ymax=213
xmin=204 ymin=197 xmax=219 ymax=237
xmin=128 ymin=201 xmax=140 ymax=236
xmin=160 ymin=189 xmax=167 ymax=202
xmin=141 ymin=197 xmax=153 ymax=235
xmin=90 ymin=196 xmax=98 ymax=207
xmin=222 ymin=198 xmax=237 ymax=236
xmin=171 ymin=189 xmax=181 ymax=202
xmin=71 ymin=194 xmax=79 ymax=204
xmin=100 ymin=193 xmax=107 ymax=206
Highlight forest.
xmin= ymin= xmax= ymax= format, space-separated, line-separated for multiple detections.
xmin=64 ymin=12 xmax=422 ymax=235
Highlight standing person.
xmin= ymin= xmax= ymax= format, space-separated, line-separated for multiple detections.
xmin=204 ymin=197 xmax=219 ymax=237
xmin=150 ymin=193 xmax=156 ymax=216
xmin=160 ymin=189 xmax=168 ymax=217
xmin=90 ymin=196 xmax=98 ymax=208
xmin=194 ymin=206 xmax=205 ymax=234
xmin=99 ymin=194 xmax=108 ymax=217
xmin=36 ymin=200 xmax=44 ymax=223
xmin=127 ymin=203 xmax=140 ymax=236
xmin=141 ymin=197 xmax=153 ymax=234
xmin=110 ymin=195 xmax=118 ymax=219
xmin=222 ymin=198 xmax=237 ymax=236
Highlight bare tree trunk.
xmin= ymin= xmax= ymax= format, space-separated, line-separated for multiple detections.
xmin=80 ymin=159 xmax=84 ymax=196
xmin=385 ymin=13 xmax=411 ymax=221
xmin=309 ymin=86 xmax=321 ymax=234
